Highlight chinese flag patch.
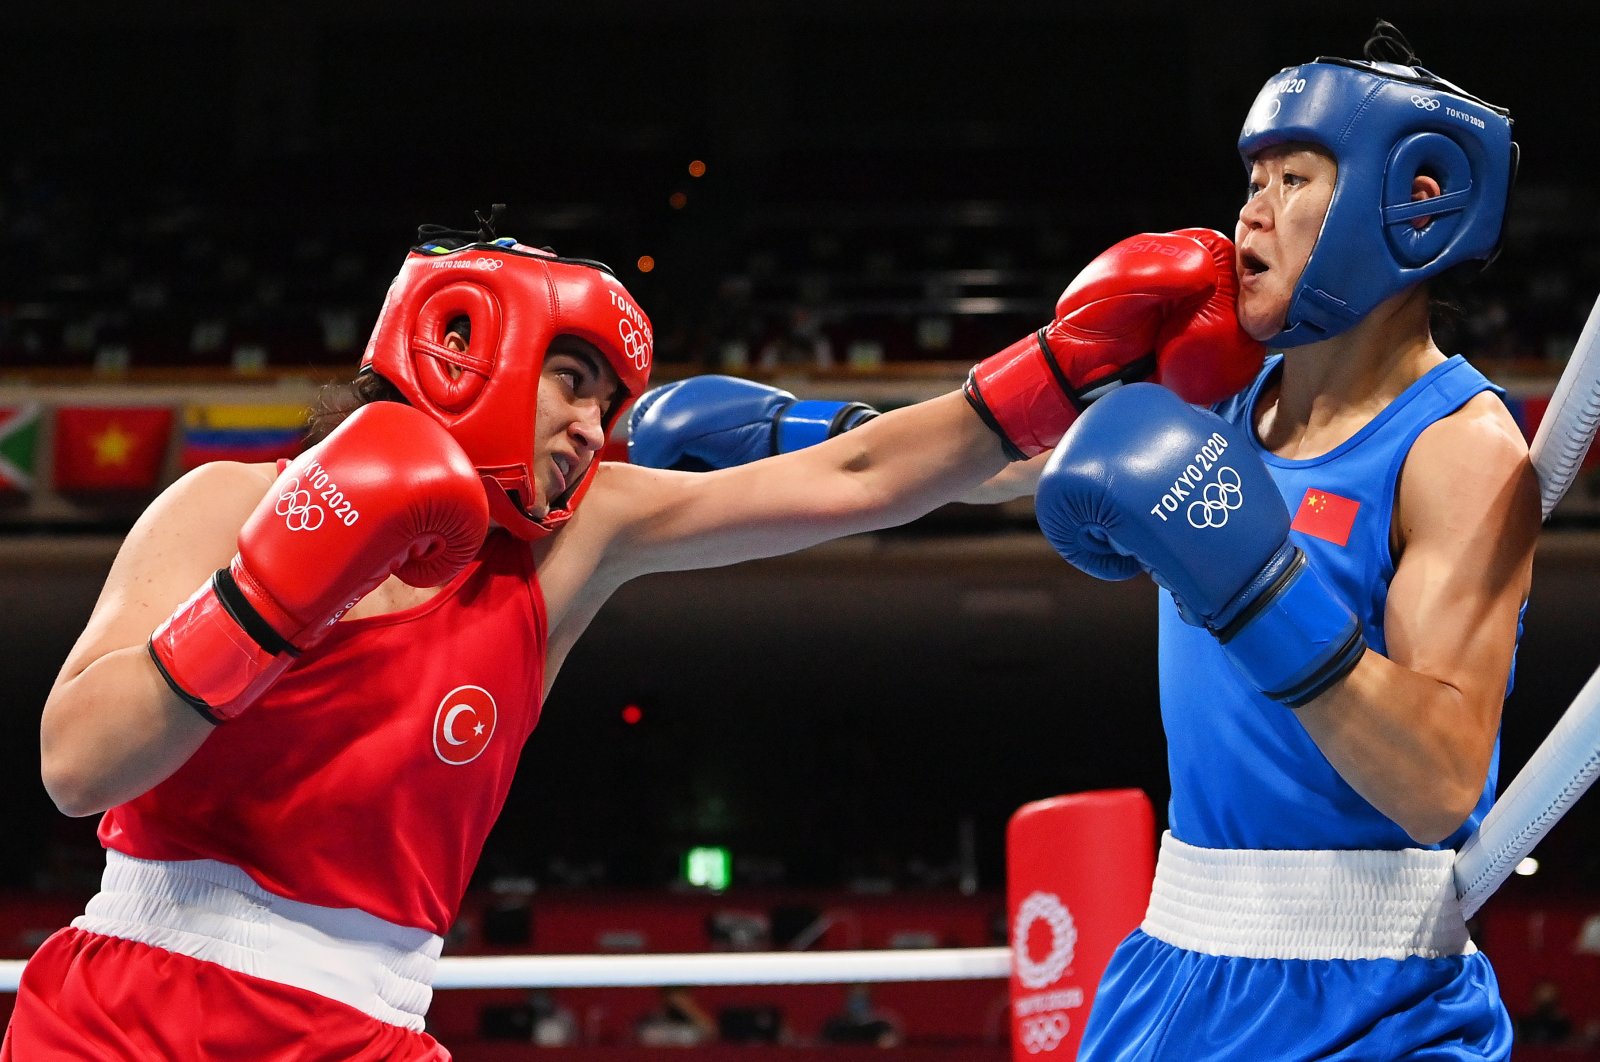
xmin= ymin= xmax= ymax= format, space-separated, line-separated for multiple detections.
xmin=1291 ymin=488 xmax=1360 ymax=547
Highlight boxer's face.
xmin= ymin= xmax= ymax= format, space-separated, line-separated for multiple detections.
xmin=532 ymin=336 xmax=618 ymax=515
xmin=1235 ymin=144 xmax=1337 ymax=341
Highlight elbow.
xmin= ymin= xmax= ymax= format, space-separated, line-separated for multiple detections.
xmin=41 ymin=755 xmax=113 ymax=819
xmin=1397 ymin=783 xmax=1483 ymax=847
xmin=1395 ymin=702 xmax=1498 ymax=847
xmin=1400 ymin=819 xmax=1459 ymax=848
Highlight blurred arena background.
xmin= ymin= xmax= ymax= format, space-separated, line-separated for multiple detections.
xmin=3 ymin=1 xmax=1600 ymax=1056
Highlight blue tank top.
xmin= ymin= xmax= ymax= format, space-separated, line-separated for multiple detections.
xmin=1161 ymin=354 xmax=1513 ymax=852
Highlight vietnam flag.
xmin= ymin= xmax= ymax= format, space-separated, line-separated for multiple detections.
xmin=1291 ymin=487 xmax=1360 ymax=547
xmin=53 ymin=406 xmax=174 ymax=493
xmin=0 ymin=403 xmax=41 ymax=494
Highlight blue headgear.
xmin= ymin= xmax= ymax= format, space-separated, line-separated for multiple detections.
xmin=1237 ymin=57 xmax=1517 ymax=347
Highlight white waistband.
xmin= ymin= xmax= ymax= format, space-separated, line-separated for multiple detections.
xmin=73 ymin=851 xmax=442 ymax=1031
xmin=1141 ymin=832 xmax=1474 ymax=961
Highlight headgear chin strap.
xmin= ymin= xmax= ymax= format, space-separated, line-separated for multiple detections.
xmin=1238 ymin=55 xmax=1516 ymax=348
xmin=360 ymin=233 xmax=653 ymax=540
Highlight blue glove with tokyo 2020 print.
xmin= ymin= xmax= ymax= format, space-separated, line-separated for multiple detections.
xmin=1035 ymin=382 xmax=1366 ymax=707
xmin=627 ymin=375 xmax=878 ymax=471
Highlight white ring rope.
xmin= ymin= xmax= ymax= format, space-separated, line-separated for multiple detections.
xmin=1449 ymin=303 xmax=1600 ymax=916
xmin=0 ymin=947 xmax=1011 ymax=994
xmin=1456 ymin=662 xmax=1600 ymax=919
xmin=1530 ymin=290 xmax=1600 ymax=519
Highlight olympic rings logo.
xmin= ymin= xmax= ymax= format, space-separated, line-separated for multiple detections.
xmin=1018 ymin=1011 xmax=1071 ymax=1054
xmin=618 ymin=319 xmax=652 ymax=371
xmin=1012 ymin=891 xmax=1076 ymax=990
xmin=274 ymin=478 xmax=326 ymax=532
xmin=1186 ymin=466 xmax=1244 ymax=529
xmin=429 ymin=257 xmax=503 ymax=271
xmin=1411 ymin=94 xmax=1440 ymax=110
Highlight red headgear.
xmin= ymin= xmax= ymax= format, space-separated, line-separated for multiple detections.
xmin=360 ymin=237 xmax=653 ymax=540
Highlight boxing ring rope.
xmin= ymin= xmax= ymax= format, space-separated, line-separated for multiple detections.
xmin=1528 ymin=291 xmax=1600 ymax=519
xmin=1452 ymin=290 xmax=1600 ymax=916
xmin=0 ymin=949 xmax=1011 ymax=994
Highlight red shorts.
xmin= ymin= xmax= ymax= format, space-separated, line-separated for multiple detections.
xmin=2 ymin=928 xmax=451 ymax=1061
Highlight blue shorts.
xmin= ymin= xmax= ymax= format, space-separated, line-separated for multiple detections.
xmin=1078 ymin=930 xmax=1512 ymax=1061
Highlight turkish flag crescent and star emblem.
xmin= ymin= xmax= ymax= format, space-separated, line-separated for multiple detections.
xmin=1291 ymin=488 xmax=1361 ymax=547
xmin=432 ymin=685 xmax=497 ymax=765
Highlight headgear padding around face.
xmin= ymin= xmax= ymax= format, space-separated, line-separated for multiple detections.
xmin=1238 ymin=57 xmax=1516 ymax=347
xmin=360 ymin=239 xmax=653 ymax=540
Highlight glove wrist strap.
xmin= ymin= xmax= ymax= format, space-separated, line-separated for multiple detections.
xmin=1216 ymin=550 xmax=1367 ymax=707
xmin=964 ymin=336 xmax=1080 ymax=459
xmin=148 ymin=570 xmax=298 ymax=723
xmin=774 ymin=401 xmax=879 ymax=455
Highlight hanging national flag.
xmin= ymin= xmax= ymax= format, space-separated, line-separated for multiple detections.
xmin=53 ymin=406 xmax=174 ymax=493
xmin=179 ymin=402 xmax=308 ymax=471
xmin=0 ymin=403 xmax=42 ymax=494
xmin=1290 ymin=487 xmax=1361 ymax=547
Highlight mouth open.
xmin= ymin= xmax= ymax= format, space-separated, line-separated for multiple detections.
xmin=1240 ymin=251 xmax=1269 ymax=278
xmin=550 ymin=455 xmax=573 ymax=497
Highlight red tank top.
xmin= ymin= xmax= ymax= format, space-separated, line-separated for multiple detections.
xmin=100 ymin=530 xmax=546 ymax=935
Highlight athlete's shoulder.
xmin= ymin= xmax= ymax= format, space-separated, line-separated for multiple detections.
xmin=124 ymin=461 xmax=280 ymax=557
xmin=579 ymin=458 xmax=690 ymax=529
xmin=1400 ymin=389 xmax=1539 ymax=542
xmin=167 ymin=459 xmax=281 ymax=503
xmin=1421 ymin=389 xmax=1530 ymax=467
xmin=535 ymin=461 xmax=655 ymax=571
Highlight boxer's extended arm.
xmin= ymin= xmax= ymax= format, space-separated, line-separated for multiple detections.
xmin=626 ymin=374 xmax=1044 ymax=504
xmin=1295 ymin=395 xmax=1539 ymax=843
xmin=595 ymin=391 xmax=1011 ymax=577
xmin=956 ymin=452 xmax=1049 ymax=504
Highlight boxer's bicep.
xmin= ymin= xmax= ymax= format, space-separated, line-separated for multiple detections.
xmin=60 ymin=463 xmax=270 ymax=682
xmin=42 ymin=464 xmax=271 ymax=816
xmin=1385 ymin=398 xmax=1539 ymax=716
xmin=1297 ymin=399 xmax=1538 ymax=842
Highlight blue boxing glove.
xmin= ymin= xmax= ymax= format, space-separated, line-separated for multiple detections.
xmin=627 ymin=375 xmax=879 ymax=471
xmin=1036 ymin=383 xmax=1366 ymax=707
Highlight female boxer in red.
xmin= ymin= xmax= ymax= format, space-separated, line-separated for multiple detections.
xmin=9 ymin=208 xmax=1260 ymax=1059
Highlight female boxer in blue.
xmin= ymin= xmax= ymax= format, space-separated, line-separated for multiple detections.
xmin=625 ymin=20 xmax=1534 ymax=1058
xmin=1037 ymin=22 xmax=1539 ymax=1060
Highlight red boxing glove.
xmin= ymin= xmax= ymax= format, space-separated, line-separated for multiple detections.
xmin=964 ymin=230 xmax=1265 ymax=459
xmin=149 ymin=403 xmax=489 ymax=722
xmin=1154 ymin=228 xmax=1267 ymax=407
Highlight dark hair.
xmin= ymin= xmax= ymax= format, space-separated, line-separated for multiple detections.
xmin=418 ymin=203 xmax=506 ymax=251
xmin=1363 ymin=20 xmax=1419 ymax=65
xmin=302 ymin=208 xmax=506 ymax=447
xmin=305 ymin=311 xmax=475 ymax=445
xmin=1427 ymin=262 xmax=1478 ymax=350
xmin=304 ymin=371 xmax=407 ymax=446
